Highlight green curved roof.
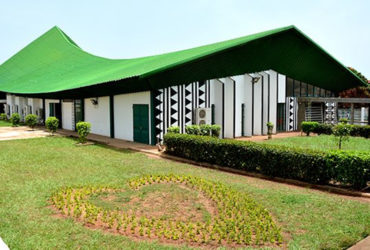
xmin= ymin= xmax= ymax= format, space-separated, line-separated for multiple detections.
xmin=0 ymin=25 xmax=366 ymax=97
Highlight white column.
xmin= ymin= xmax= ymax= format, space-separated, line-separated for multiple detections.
xmin=244 ymin=74 xmax=253 ymax=136
xmin=268 ymin=70 xmax=278 ymax=134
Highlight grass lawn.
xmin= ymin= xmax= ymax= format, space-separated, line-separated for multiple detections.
xmin=259 ymin=134 xmax=370 ymax=152
xmin=0 ymin=137 xmax=369 ymax=249
xmin=0 ymin=120 xmax=12 ymax=127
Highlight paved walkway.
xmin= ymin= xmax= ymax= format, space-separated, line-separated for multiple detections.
xmin=348 ymin=236 xmax=370 ymax=250
xmin=235 ymin=131 xmax=302 ymax=142
xmin=57 ymin=129 xmax=158 ymax=154
xmin=0 ymin=126 xmax=49 ymax=141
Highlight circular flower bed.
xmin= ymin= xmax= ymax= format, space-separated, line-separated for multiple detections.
xmin=51 ymin=175 xmax=282 ymax=247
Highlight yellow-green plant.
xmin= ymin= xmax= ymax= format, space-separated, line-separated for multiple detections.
xmin=50 ymin=175 xmax=282 ymax=247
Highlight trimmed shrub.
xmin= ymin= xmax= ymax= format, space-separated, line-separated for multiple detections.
xmin=301 ymin=121 xmax=318 ymax=136
xmin=185 ymin=125 xmax=200 ymax=135
xmin=350 ymin=125 xmax=370 ymax=139
xmin=199 ymin=124 xmax=212 ymax=136
xmin=339 ymin=118 xmax=349 ymax=124
xmin=10 ymin=113 xmax=21 ymax=126
xmin=45 ymin=116 xmax=59 ymax=135
xmin=164 ymin=133 xmax=370 ymax=189
xmin=25 ymin=114 xmax=38 ymax=129
xmin=185 ymin=124 xmax=221 ymax=137
xmin=76 ymin=121 xmax=91 ymax=143
xmin=313 ymin=123 xmax=333 ymax=135
xmin=211 ymin=124 xmax=221 ymax=137
xmin=167 ymin=126 xmax=180 ymax=134
xmin=0 ymin=113 xmax=7 ymax=120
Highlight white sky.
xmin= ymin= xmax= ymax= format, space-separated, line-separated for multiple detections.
xmin=1 ymin=0 xmax=369 ymax=77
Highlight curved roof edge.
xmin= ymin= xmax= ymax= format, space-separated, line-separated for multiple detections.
xmin=0 ymin=25 xmax=366 ymax=97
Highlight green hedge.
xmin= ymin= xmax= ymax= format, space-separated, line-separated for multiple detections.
xmin=164 ymin=133 xmax=370 ymax=189
xmin=302 ymin=121 xmax=370 ymax=138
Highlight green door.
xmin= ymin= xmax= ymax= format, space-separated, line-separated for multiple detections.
xmin=133 ymin=104 xmax=149 ymax=144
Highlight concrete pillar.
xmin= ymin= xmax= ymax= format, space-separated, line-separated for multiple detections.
xmin=297 ymin=101 xmax=306 ymax=130
xmin=350 ymin=103 xmax=354 ymax=124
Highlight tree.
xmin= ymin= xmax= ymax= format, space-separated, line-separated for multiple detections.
xmin=333 ymin=122 xmax=351 ymax=150
xmin=339 ymin=67 xmax=370 ymax=98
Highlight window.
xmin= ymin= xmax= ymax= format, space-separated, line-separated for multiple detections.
xmin=294 ymin=80 xmax=301 ymax=97
xmin=301 ymin=82 xmax=307 ymax=97
xmin=320 ymin=88 xmax=325 ymax=97
xmin=307 ymin=84 xmax=314 ymax=96
xmin=286 ymin=78 xmax=294 ymax=97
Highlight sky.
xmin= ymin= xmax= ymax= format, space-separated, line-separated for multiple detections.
xmin=1 ymin=0 xmax=369 ymax=77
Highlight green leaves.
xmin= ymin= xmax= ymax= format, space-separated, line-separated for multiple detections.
xmin=51 ymin=175 xmax=282 ymax=247
xmin=301 ymin=121 xmax=318 ymax=136
xmin=164 ymin=133 xmax=370 ymax=189
xmin=10 ymin=113 xmax=21 ymax=126
xmin=76 ymin=121 xmax=91 ymax=143
xmin=45 ymin=117 xmax=59 ymax=135
xmin=25 ymin=114 xmax=38 ymax=129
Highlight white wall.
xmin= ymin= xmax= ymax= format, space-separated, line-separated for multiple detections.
xmin=244 ymin=74 xmax=253 ymax=136
xmin=210 ymin=79 xmax=224 ymax=137
xmin=253 ymin=75 xmax=262 ymax=135
xmin=278 ymin=74 xmax=286 ymax=103
xmin=85 ymin=96 xmax=110 ymax=137
xmin=114 ymin=91 xmax=151 ymax=143
xmin=268 ymin=70 xmax=278 ymax=134
xmin=223 ymin=77 xmax=234 ymax=138
xmin=62 ymin=101 xmax=73 ymax=130
xmin=260 ymin=72 xmax=269 ymax=135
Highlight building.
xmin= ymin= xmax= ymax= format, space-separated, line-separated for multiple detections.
xmin=0 ymin=25 xmax=366 ymax=144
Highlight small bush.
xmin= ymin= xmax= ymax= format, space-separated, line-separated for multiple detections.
xmin=339 ymin=118 xmax=349 ymax=124
xmin=199 ymin=124 xmax=212 ymax=136
xmin=76 ymin=121 xmax=91 ymax=143
xmin=333 ymin=123 xmax=352 ymax=150
xmin=301 ymin=121 xmax=318 ymax=136
xmin=350 ymin=125 xmax=370 ymax=139
xmin=313 ymin=123 xmax=333 ymax=135
xmin=0 ymin=113 xmax=7 ymax=120
xmin=164 ymin=133 xmax=370 ymax=189
xmin=10 ymin=113 xmax=21 ymax=126
xmin=211 ymin=124 xmax=221 ymax=137
xmin=25 ymin=114 xmax=38 ymax=129
xmin=185 ymin=124 xmax=221 ymax=137
xmin=45 ymin=116 xmax=59 ymax=135
xmin=185 ymin=125 xmax=200 ymax=135
xmin=167 ymin=126 xmax=180 ymax=134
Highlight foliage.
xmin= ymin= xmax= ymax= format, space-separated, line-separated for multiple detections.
xmin=25 ymin=114 xmax=38 ymax=129
xmin=51 ymin=174 xmax=282 ymax=247
xmin=210 ymin=124 xmax=221 ymax=137
xmin=76 ymin=121 xmax=91 ymax=143
xmin=313 ymin=123 xmax=333 ymax=135
xmin=164 ymin=133 xmax=370 ymax=189
xmin=45 ymin=116 xmax=59 ymax=135
xmin=167 ymin=126 xmax=180 ymax=134
xmin=266 ymin=122 xmax=274 ymax=139
xmin=185 ymin=125 xmax=200 ymax=135
xmin=301 ymin=121 xmax=318 ymax=136
xmin=10 ymin=113 xmax=21 ymax=126
xmin=333 ymin=123 xmax=352 ymax=150
xmin=311 ymin=123 xmax=369 ymax=139
xmin=185 ymin=124 xmax=220 ymax=137
xmin=0 ymin=113 xmax=7 ymax=120
xmin=339 ymin=67 xmax=370 ymax=98
xmin=350 ymin=125 xmax=370 ymax=138
xmin=339 ymin=118 xmax=349 ymax=124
